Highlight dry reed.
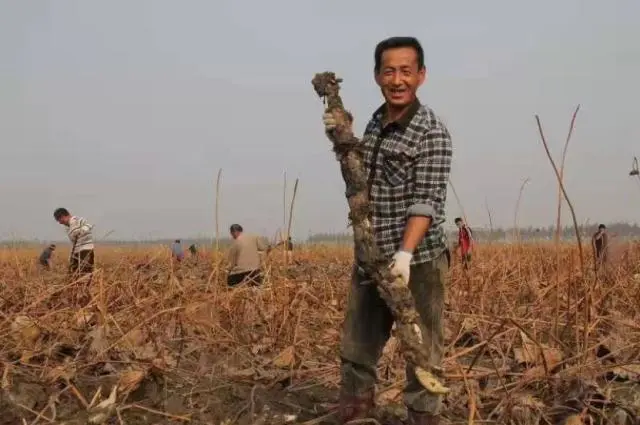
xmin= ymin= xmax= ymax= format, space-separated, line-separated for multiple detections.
xmin=0 ymin=243 xmax=638 ymax=424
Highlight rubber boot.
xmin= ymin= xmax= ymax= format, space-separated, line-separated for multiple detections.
xmin=338 ymin=389 xmax=375 ymax=424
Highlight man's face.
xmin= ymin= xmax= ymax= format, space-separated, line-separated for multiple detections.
xmin=56 ymin=215 xmax=70 ymax=226
xmin=230 ymin=230 xmax=238 ymax=240
xmin=375 ymin=47 xmax=426 ymax=109
xmin=456 ymin=221 xmax=462 ymax=229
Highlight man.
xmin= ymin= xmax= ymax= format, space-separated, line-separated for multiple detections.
xmin=188 ymin=243 xmax=198 ymax=257
xmin=322 ymin=37 xmax=452 ymax=424
xmin=454 ymin=217 xmax=473 ymax=269
xmin=38 ymin=244 xmax=56 ymax=269
xmin=226 ymin=224 xmax=270 ymax=287
xmin=285 ymin=236 xmax=294 ymax=263
xmin=592 ymin=224 xmax=608 ymax=272
xmin=171 ymin=239 xmax=185 ymax=262
xmin=53 ymin=208 xmax=95 ymax=276
xmin=276 ymin=235 xmax=295 ymax=263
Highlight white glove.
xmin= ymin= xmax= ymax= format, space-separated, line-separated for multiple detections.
xmin=389 ymin=250 xmax=412 ymax=286
xmin=322 ymin=112 xmax=337 ymax=132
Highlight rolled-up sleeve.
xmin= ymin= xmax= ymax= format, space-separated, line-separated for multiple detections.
xmin=406 ymin=125 xmax=452 ymax=219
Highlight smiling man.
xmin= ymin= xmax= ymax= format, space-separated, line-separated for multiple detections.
xmin=323 ymin=37 xmax=452 ymax=425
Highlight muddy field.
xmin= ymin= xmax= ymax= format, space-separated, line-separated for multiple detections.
xmin=0 ymin=243 xmax=638 ymax=424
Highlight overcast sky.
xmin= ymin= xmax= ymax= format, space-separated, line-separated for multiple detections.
xmin=1 ymin=0 xmax=638 ymax=242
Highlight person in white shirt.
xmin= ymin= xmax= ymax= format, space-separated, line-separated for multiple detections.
xmin=226 ymin=224 xmax=270 ymax=286
xmin=53 ymin=207 xmax=95 ymax=276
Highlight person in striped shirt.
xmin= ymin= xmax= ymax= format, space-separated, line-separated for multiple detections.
xmin=53 ymin=208 xmax=95 ymax=276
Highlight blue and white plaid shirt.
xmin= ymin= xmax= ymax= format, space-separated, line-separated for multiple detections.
xmin=354 ymin=98 xmax=452 ymax=265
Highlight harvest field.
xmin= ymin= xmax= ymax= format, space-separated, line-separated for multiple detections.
xmin=0 ymin=243 xmax=639 ymax=424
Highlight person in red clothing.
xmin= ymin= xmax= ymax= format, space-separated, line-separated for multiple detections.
xmin=454 ymin=217 xmax=473 ymax=269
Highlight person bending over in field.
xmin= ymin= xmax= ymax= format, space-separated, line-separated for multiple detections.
xmin=274 ymin=235 xmax=295 ymax=263
xmin=53 ymin=208 xmax=95 ymax=277
xmin=226 ymin=224 xmax=270 ymax=287
xmin=454 ymin=217 xmax=473 ymax=269
xmin=38 ymin=244 xmax=56 ymax=270
xmin=322 ymin=36 xmax=452 ymax=425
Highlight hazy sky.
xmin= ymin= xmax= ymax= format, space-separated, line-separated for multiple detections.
xmin=1 ymin=0 xmax=639 ymax=242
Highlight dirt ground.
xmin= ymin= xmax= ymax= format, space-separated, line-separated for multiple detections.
xmin=0 ymin=244 xmax=639 ymax=424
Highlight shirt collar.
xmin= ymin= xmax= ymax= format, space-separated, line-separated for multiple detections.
xmin=372 ymin=98 xmax=421 ymax=130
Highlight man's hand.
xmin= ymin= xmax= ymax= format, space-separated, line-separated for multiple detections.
xmin=389 ymin=250 xmax=412 ymax=286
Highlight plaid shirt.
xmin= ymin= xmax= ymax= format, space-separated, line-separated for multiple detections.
xmin=354 ymin=98 xmax=452 ymax=265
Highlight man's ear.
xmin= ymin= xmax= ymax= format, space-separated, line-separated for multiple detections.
xmin=418 ymin=67 xmax=427 ymax=86
xmin=374 ymin=70 xmax=382 ymax=87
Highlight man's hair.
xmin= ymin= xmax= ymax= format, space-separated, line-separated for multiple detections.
xmin=598 ymin=224 xmax=606 ymax=229
xmin=230 ymin=224 xmax=243 ymax=233
xmin=50 ymin=244 xmax=56 ymax=249
xmin=53 ymin=208 xmax=70 ymax=220
xmin=454 ymin=217 xmax=463 ymax=223
xmin=174 ymin=239 xmax=181 ymax=243
xmin=374 ymin=36 xmax=425 ymax=74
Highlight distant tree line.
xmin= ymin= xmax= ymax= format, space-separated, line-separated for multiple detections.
xmin=470 ymin=221 xmax=640 ymax=242
xmin=2 ymin=222 xmax=639 ymax=248
xmin=304 ymin=221 xmax=640 ymax=245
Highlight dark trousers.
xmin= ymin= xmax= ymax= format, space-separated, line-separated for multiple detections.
xmin=461 ymin=252 xmax=472 ymax=269
xmin=595 ymin=250 xmax=607 ymax=270
xmin=340 ymin=252 xmax=448 ymax=414
xmin=227 ymin=269 xmax=263 ymax=287
xmin=69 ymin=249 xmax=95 ymax=276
